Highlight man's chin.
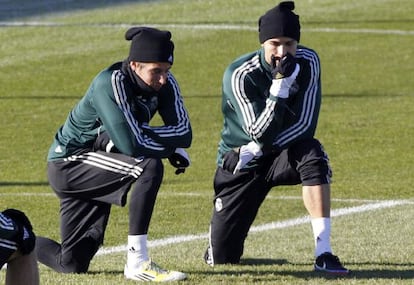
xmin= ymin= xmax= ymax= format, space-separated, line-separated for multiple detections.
xmin=152 ymin=85 xmax=162 ymax=92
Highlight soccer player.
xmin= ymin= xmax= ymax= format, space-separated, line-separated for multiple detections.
xmin=35 ymin=27 xmax=192 ymax=282
xmin=1 ymin=209 xmax=39 ymax=285
xmin=204 ymin=1 xmax=349 ymax=275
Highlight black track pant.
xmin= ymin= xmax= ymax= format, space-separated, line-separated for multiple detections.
xmin=208 ymin=138 xmax=331 ymax=264
xmin=36 ymin=149 xmax=163 ymax=273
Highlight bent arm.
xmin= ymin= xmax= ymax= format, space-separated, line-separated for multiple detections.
xmin=93 ymin=70 xmax=174 ymax=158
xmin=141 ymin=73 xmax=192 ymax=149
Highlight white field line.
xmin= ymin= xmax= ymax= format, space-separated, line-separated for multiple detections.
xmin=96 ymin=199 xmax=413 ymax=256
xmin=0 ymin=21 xmax=413 ymax=36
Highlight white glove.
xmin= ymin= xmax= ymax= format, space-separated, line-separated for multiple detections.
xmin=269 ymin=64 xmax=300 ymax=99
xmin=233 ymin=141 xmax=263 ymax=174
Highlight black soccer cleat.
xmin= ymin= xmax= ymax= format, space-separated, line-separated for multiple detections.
xmin=314 ymin=252 xmax=350 ymax=275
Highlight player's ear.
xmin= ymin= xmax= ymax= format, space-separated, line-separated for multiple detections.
xmin=129 ymin=61 xmax=139 ymax=70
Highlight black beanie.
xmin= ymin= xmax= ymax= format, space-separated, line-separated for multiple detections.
xmin=258 ymin=1 xmax=300 ymax=43
xmin=126 ymin=27 xmax=174 ymax=64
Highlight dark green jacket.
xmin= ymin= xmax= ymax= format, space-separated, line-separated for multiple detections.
xmin=48 ymin=61 xmax=192 ymax=160
xmin=217 ymin=46 xmax=321 ymax=166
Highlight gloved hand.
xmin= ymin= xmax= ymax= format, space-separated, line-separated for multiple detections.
xmin=2 ymin=209 xmax=36 ymax=255
xmin=168 ymin=148 xmax=190 ymax=175
xmin=233 ymin=141 xmax=263 ymax=174
xmin=93 ymin=131 xmax=119 ymax=153
xmin=269 ymin=53 xmax=300 ymax=99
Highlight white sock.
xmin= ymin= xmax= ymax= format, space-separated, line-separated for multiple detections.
xmin=127 ymin=234 xmax=149 ymax=269
xmin=311 ymin=217 xmax=332 ymax=257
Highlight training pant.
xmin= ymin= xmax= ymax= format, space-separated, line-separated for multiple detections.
xmin=208 ymin=138 xmax=332 ymax=264
xmin=36 ymin=144 xmax=163 ymax=273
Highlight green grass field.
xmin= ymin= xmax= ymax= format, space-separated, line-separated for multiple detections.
xmin=1 ymin=0 xmax=414 ymax=284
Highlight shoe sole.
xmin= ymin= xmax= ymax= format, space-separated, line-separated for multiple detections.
xmin=314 ymin=266 xmax=350 ymax=275
xmin=124 ymin=271 xmax=187 ymax=282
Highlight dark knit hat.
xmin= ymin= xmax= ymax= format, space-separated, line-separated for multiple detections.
xmin=125 ymin=27 xmax=174 ymax=64
xmin=258 ymin=1 xmax=300 ymax=43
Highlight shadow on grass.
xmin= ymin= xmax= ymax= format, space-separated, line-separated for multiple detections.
xmin=87 ymin=270 xmax=124 ymax=275
xmin=343 ymin=262 xmax=414 ymax=279
xmin=240 ymin=258 xmax=289 ymax=266
xmin=0 ymin=0 xmax=161 ymax=22
xmin=193 ymin=259 xmax=414 ymax=280
xmin=0 ymin=181 xmax=49 ymax=187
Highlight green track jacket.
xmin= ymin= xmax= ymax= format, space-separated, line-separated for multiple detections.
xmin=48 ymin=61 xmax=192 ymax=160
xmin=217 ymin=46 xmax=321 ymax=166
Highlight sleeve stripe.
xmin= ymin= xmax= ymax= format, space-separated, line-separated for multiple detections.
xmin=0 ymin=239 xmax=17 ymax=250
xmin=0 ymin=213 xmax=18 ymax=250
xmin=148 ymin=73 xmax=191 ymax=137
xmin=274 ymin=48 xmax=320 ymax=146
xmin=232 ymin=55 xmax=259 ymax=128
xmin=0 ymin=213 xmax=15 ymax=231
xmin=232 ymin=55 xmax=277 ymax=139
xmin=111 ymin=70 xmax=165 ymax=151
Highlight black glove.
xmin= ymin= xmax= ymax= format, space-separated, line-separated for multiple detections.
xmin=271 ymin=53 xmax=297 ymax=79
xmin=168 ymin=148 xmax=190 ymax=175
xmin=221 ymin=150 xmax=239 ymax=173
xmin=269 ymin=53 xmax=300 ymax=99
xmin=93 ymin=131 xmax=119 ymax=153
xmin=2 ymin=209 xmax=36 ymax=255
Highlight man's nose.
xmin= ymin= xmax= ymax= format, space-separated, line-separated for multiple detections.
xmin=159 ymin=73 xmax=168 ymax=85
xmin=277 ymin=45 xmax=288 ymax=57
